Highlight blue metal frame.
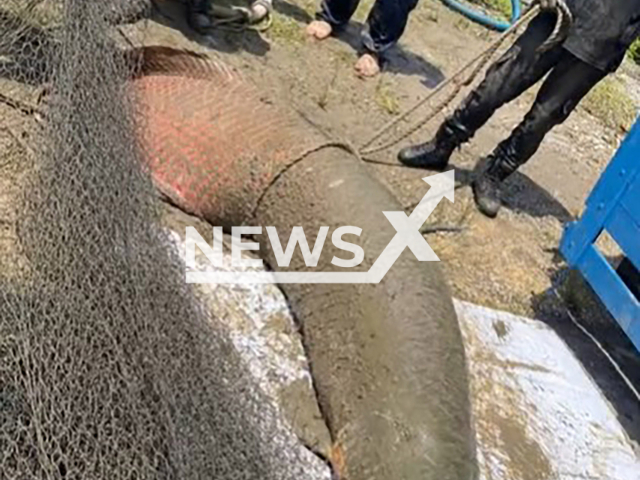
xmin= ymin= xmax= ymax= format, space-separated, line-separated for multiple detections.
xmin=560 ymin=119 xmax=640 ymax=352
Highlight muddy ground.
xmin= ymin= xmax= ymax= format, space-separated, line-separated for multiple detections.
xmin=1 ymin=0 xmax=638 ymax=456
xmin=145 ymin=0 xmax=640 ymax=449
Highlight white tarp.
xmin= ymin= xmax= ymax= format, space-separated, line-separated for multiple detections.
xmin=456 ymin=301 xmax=640 ymax=480
xmin=171 ymin=228 xmax=639 ymax=480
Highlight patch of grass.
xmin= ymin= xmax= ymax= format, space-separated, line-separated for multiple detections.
xmin=374 ymin=79 xmax=400 ymax=115
xmin=479 ymin=0 xmax=513 ymax=20
xmin=334 ymin=49 xmax=354 ymax=65
xmin=558 ymin=270 xmax=611 ymax=326
xmin=297 ymin=0 xmax=317 ymax=17
xmin=628 ymin=38 xmax=640 ymax=64
xmin=354 ymin=0 xmax=374 ymax=22
xmin=581 ymin=77 xmax=636 ymax=132
xmin=317 ymin=57 xmax=343 ymax=109
xmin=266 ymin=13 xmax=306 ymax=45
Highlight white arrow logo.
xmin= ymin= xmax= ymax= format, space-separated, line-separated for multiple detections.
xmin=367 ymin=170 xmax=454 ymax=283
xmin=186 ymin=171 xmax=455 ymax=284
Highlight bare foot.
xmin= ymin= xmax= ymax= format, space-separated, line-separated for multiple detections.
xmin=354 ymin=53 xmax=381 ymax=78
xmin=306 ymin=20 xmax=332 ymax=40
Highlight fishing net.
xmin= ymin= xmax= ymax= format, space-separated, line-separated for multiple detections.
xmin=0 ymin=1 xmax=318 ymax=478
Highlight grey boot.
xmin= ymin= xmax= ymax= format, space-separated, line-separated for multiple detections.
xmin=398 ymin=118 xmax=469 ymax=170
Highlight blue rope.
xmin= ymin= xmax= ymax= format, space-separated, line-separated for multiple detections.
xmin=441 ymin=0 xmax=521 ymax=31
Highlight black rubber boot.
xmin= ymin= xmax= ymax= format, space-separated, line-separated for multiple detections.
xmin=472 ymin=152 xmax=514 ymax=218
xmin=398 ymin=118 xmax=468 ymax=170
xmin=188 ymin=0 xmax=213 ymax=33
xmin=472 ymin=169 xmax=502 ymax=218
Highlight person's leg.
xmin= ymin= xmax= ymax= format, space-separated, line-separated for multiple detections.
xmin=473 ymin=51 xmax=607 ymax=217
xmin=355 ymin=0 xmax=419 ymax=77
xmin=188 ymin=0 xmax=213 ymax=33
xmin=307 ymin=0 xmax=360 ymax=40
xmin=398 ymin=13 xmax=561 ymax=168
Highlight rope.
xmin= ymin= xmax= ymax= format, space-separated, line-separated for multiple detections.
xmin=358 ymin=1 xmax=571 ymax=157
xmin=361 ymin=0 xmax=640 ymax=407
xmin=360 ymin=34 xmax=507 ymax=156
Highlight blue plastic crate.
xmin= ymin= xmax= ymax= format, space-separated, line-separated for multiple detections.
xmin=560 ymin=118 xmax=640 ymax=352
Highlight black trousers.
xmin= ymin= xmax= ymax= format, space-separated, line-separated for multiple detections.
xmin=317 ymin=0 xmax=419 ymax=53
xmin=450 ymin=13 xmax=607 ymax=175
